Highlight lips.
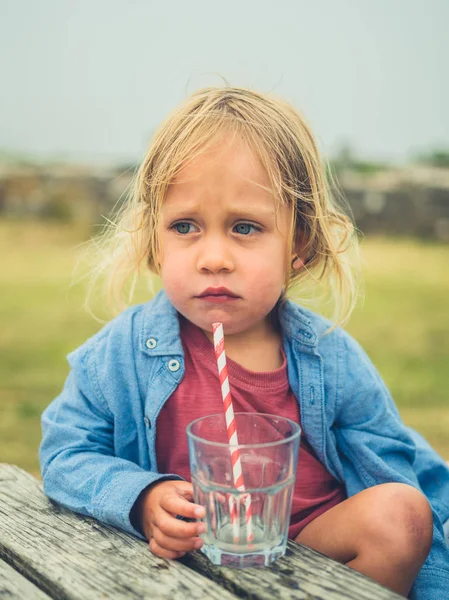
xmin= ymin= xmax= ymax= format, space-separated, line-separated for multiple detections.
xmin=197 ymin=287 xmax=240 ymax=299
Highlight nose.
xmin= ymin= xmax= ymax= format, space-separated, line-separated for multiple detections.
xmin=196 ymin=235 xmax=235 ymax=274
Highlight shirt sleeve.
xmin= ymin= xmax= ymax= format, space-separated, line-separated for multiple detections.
xmin=334 ymin=331 xmax=418 ymax=488
xmin=334 ymin=331 xmax=449 ymax=598
xmin=39 ymin=343 xmax=182 ymax=540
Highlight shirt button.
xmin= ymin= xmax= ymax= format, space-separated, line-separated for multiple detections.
xmin=144 ymin=417 xmax=150 ymax=428
xmin=168 ymin=359 xmax=180 ymax=372
xmin=146 ymin=338 xmax=157 ymax=349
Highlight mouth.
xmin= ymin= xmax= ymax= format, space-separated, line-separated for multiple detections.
xmin=196 ymin=287 xmax=240 ymax=302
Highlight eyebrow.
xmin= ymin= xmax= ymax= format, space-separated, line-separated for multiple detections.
xmin=162 ymin=205 xmax=276 ymax=220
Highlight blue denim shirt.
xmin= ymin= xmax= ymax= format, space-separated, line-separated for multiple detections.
xmin=40 ymin=290 xmax=449 ymax=598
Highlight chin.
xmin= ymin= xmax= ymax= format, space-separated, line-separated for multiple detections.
xmin=203 ymin=315 xmax=263 ymax=337
xmin=197 ymin=314 xmax=234 ymax=332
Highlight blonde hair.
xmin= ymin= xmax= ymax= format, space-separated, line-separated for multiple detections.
xmin=86 ymin=86 xmax=361 ymax=328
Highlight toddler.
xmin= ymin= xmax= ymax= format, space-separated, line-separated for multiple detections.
xmin=40 ymin=87 xmax=449 ymax=599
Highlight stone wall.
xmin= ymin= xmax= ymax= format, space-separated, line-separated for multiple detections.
xmin=1 ymin=162 xmax=449 ymax=241
xmin=336 ymin=166 xmax=449 ymax=241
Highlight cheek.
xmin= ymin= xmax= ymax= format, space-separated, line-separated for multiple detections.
xmin=159 ymin=252 xmax=191 ymax=297
xmin=160 ymin=275 xmax=188 ymax=312
xmin=159 ymin=241 xmax=182 ymax=272
xmin=160 ymin=260 xmax=183 ymax=285
xmin=245 ymin=250 xmax=288 ymax=285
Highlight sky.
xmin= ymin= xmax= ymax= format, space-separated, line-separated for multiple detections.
xmin=1 ymin=0 xmax=448 ymax=166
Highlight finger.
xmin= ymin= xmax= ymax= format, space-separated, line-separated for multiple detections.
xmin=170 ymin=480 xmax=195 ymax=500
xmin=152 ymin=527 xmax=204 ymax=553
xmin=156 ymin=509 xmax=206 ymax=538
xmin=149 ymin=537 xmax=186 ymax=560
xmin=160 ymin=494 xmax=206 ymax=521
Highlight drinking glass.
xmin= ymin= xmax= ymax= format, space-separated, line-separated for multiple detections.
xmin=186 ymin=412 xmax=301 ymax=567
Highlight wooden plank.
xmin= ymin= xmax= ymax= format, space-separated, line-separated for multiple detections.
xmin=0 ymin=464 xmax=237 ymax=600
xmin=0 ymin=558 xmax=52 ymax=599
xmin=182 ymin=533 xmax=404 ymax=600
xmin=0 ymin=464 xmax=403 ymax=600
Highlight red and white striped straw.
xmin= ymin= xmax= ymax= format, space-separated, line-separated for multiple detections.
xmin=212 ymin=322 xmax=253 ymax=543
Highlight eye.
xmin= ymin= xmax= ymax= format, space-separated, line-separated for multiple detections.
xmin=172 ymin=222 xmax=197 ymax=234
xmin=234 ymin=222 xmax=260 ymax=235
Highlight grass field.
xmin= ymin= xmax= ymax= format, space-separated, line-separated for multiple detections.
xmin=1 ymin=219 xmax=448 ymax=475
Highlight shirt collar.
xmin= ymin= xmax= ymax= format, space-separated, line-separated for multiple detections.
xmin=278 ymin=298 xmax=320 ymax=348
xmin=140 ymin=290 xmax=183 ymax=356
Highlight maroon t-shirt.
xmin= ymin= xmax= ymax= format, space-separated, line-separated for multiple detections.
xmin=156 ymin=317 xmax=346 ymax=539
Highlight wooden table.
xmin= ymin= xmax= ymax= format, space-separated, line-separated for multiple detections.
xmin=0 ymin=464 xmax=403 ymax=599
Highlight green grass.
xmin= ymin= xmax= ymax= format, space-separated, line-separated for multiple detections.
xmin=1 ymin=220 xmax=448 ymax=475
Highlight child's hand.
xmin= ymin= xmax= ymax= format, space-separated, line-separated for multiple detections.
xmin=136 ymin=480 xmax=206 ymax=559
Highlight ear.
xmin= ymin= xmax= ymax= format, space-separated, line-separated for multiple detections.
xmin=291 ymin=239 xmax=306 ymax=271
xmin=291 ymin=256 xmax=305 ymax=270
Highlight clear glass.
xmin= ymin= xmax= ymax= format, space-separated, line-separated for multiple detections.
xmin=186 ymin=412 xmax=301 ymax=567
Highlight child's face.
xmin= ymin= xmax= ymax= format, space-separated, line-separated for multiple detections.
xmin=157 ymin=137 xmax=293 ymax=338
